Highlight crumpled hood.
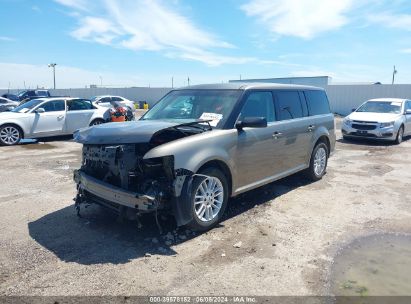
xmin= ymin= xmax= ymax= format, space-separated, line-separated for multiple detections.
xmin=348 ymin=112 xmax=401 ymax=123
xmin=74 ymin=120 xmax=197 ymax=144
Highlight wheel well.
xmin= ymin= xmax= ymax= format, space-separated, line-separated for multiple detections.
xmin=0 ymin=123 xmax=24 ymax=138
xmin=315 ymin=136 xmax=330 ymax=155
xmin=89 ymin=118 xmax=105 ymax=126
xmin=197 ymin=160 xmax=233 ymax=197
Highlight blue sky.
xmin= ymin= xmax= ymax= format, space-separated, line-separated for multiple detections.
xmin=1 ymin=0 xmax=411 ymax=89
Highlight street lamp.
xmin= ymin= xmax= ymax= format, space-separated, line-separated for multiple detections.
xmin=392 ymin=65 xmax=398 ymax=85
xmin=48 ymin=63 xmax=57 ymax=89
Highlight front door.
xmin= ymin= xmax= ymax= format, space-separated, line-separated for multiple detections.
xmin=31 ymin=99 xmax=66 ymax=136
xmin=234 ymin=91 xmax=279 ymax=191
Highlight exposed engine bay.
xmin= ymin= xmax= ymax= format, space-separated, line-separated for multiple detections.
xmin=73 ymin=121 xmax=212 ymax=227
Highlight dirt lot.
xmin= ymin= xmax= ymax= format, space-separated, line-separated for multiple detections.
xmin=0 ymin=117 xmax=410 ymax=296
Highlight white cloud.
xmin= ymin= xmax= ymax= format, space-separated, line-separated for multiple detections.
xmin=32 ymin=6 xmax=42 ymax=13
xmin=54 ymin=0 xmax=89 ymax=11
xmin=0 ymin=62 xmax=146 ymax=89
xmin=55 ymin=0 xmax=252 ymax=66
xmin=241 ymin=0 xmax=355 ymax=39
xmin=0 ymin=36 xmax=16 ymax=42
xmin=0 ymin=62 xmax=240 ymax=89
xmin=368 ymin=13 xmax=411 ymax=31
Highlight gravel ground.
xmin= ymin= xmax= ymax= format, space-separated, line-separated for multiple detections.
xmin=0 ymin=117 xmax=410 ymax=296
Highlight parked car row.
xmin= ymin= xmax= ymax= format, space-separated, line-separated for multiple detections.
xmin=0 ymin=91 xmax=137 ymax=112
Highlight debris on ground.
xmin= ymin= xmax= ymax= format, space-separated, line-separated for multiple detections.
xmin=233 ymin=241 xmax=242 ymax=248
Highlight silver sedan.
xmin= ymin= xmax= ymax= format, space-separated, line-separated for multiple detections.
xmin=342 ymin=98 xmax=411 ymax=144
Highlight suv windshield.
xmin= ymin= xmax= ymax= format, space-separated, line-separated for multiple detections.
xmin=356 ymin=101 xmax=402 ymax=114
xmin=142 ymin=90 xmax=242 ymax=128
xmin=12 ymin=99 xmax=44 ymax=113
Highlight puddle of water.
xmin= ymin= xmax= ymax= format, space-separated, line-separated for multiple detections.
xmin=331 ymin=234 xmax=411 ymax=296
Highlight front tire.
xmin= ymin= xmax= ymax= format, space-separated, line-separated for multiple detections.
xmin=305 ymin=142 xmax=329 ymax=181
xmin=0 ymin=125 xmax=22 ymax=146
xmin=395 ymin=126 xmax=404 ymax=145
xmin=187 ymin=167 xmax=228 ymax=231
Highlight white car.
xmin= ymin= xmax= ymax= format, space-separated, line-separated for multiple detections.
xmin=91 ymin=95 xmax=135 ymax=110
xmin=342 ymin=98 xmax=411 ymax=144
xmin=0 ymin=97 xmax=19 ymax=112
xmin=0 ymin=97 xmax=107 ymax=146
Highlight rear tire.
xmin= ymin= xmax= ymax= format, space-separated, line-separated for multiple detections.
xmin=0 ymin=124 xmax=22 ymax=146
xmin=89 ymin=119 xmax=105 ymax=126
xmin=186 ymin=167 xmax=228 ymax=231
xmin=395 ymin=126 xmax=404 ymax=145
xmin=305 ymin=142 xmax=329 ymax=181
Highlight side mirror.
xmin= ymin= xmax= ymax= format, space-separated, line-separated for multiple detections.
xmin=236 ymin=117 xmax=267 ymax=130
xmin=35 ymin=108 xmax=45 ymax=113
xmin=405 ymin=109 xmax=411 ymax=115
xmin=351 ymin=108 xmax=356 ymax=112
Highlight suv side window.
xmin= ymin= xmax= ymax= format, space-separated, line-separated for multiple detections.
xmin=304 ymin=90 xmax=330 ymax=116
xmin=274 ymin=91 xmax=303 ymax=120
xmin=42 ymin=100 xmax=65 ymax=112
xmin=67 ymin=99 xmax=93 ymax=111
xmin=239 ymin=91 xmax=275 ymax=122
xmin=406 ymin=101 xmax=411 ymax=111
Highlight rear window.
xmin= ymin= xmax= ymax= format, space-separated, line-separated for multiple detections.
xmin=275 ymin=91 xmax=304 ymax=120
xmin=304 ymin=90 xmax=330 ymax=115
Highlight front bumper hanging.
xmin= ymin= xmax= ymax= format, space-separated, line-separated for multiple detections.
xmin=73 ymin=169 xmax=156 ymax=211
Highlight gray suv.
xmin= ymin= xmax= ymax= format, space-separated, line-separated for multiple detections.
xmin=73 ymin=83 xmax=335 ymax=231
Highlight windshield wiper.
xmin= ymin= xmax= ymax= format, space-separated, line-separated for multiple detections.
xmin=172 ymin=120 xmax=213 ymax=133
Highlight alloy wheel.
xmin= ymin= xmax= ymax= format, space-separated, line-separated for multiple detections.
xmin=313 ymin=147 xmax=327 ymax=176
xmin=0 ymin=126 xmax=20 ymax=145
xmin=194 ymin=176 xmax=224 ymax=222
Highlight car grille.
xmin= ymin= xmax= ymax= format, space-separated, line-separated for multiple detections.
xmin=353 ymin=132 xmax=377 ymax=137
xmin=351 ymin=124 xmax=377 ymax=130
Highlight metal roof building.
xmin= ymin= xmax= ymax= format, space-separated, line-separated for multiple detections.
xmin=229 ymin=76 xmax=331 ymax=88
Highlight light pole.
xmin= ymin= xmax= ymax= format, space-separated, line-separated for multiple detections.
xmin=392 ymin=65 xmax=398 ymax=85
xmin=48 ymin=63 xmax=57 ymax=89
xmin=99 ymin=76 xmax=103 ymax=87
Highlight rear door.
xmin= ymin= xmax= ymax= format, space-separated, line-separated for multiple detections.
xmin=271 ymin=90 xmax=313 ymax=171
xmin=31 ymin=99 xmax=66 ymax=135
xmin=65 ymin=99 xmax=95 ymax=133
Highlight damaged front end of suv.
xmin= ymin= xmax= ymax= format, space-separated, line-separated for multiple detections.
xmin=73 ymin=120 xmax=214 ymax=230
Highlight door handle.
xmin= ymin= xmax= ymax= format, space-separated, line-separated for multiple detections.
xmin=57 ymin=115 xmax=65 ymax=120
xmin=307 ymin=125 xmax=315 ymax=132
xmin=272 ymin=131 xmax=283 ymax=139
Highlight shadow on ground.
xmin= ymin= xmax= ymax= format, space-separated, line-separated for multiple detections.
xmin=28 ymin=172 xmax=313 ymax=265
xmin=337 ymin=135 xmax=410 ymax=146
